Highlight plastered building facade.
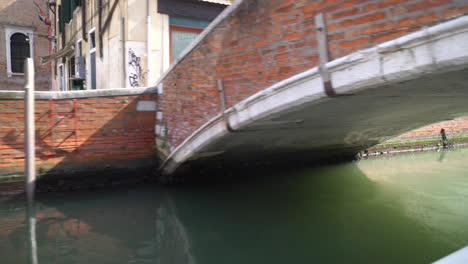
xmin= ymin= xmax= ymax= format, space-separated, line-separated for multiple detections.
xmin=48 ymin=0 xmax=229 ymax=91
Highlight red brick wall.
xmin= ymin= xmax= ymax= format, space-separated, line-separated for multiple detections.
xmin=393 ymin=116 xmax=468 ymax=141
xmin=0 ymin=93 xmax=157 ymax=176
xmin=158 ymin=0 xmax=468 ymax=152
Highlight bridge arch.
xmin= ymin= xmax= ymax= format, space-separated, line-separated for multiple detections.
xmin=159 ymin=16 xmax=468 ymax=176
xmin=154 ymin=0 xmax=468 ymax=176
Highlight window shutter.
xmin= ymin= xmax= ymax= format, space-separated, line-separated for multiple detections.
xmin=71 ymin=0 xmax=81 ymax=13
xmin=63 ymin=0 xmax=71 ymax=24
xmin=169 ymin=16 xmax=211 ymax=29
xmin=58 ymin=5 xmax=63 ymax=33
xmin=71 ymin=0 xmax=77 ymax=13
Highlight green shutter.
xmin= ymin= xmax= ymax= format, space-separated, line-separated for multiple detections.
xmin=71 ymin=0 xmax=81 ymax=12
xmin=169 ymin=16 xmax=211 ymax=29
xmin=58 ymin=5 xmax=63 ymax=33
xmin=63 ymin=0 xmax=81 ymax=23
xmin=71 ymin=0 xmax=77 ymax=13
xmin=63 ymin=0 xmax=71 ymax=24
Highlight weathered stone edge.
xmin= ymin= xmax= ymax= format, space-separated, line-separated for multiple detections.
xmin=0 ymin=86 xmax=158 ymax=100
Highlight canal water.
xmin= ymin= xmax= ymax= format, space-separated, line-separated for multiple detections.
xmin=0 ymin=148 xmax=467 ymax=264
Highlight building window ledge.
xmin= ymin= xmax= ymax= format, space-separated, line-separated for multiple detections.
xmin=8 ymin=72 xmax=25 ymax=77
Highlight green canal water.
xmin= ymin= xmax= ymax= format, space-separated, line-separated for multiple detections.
xmin=1 ymin=148 xmax=468 ymax=264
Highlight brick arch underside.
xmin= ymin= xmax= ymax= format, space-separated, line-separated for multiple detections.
xmin=157 ymin=0 xmax=468 ymax=154
xmin=158 ymin=9 xmax=468 ymax=175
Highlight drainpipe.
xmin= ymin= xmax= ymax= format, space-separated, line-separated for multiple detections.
xmin=60 ymin=5 xmax=65 ymax=49
xmin=121 ymin=16 xmax=126 ymax=88
xmin=81 ymin=0 xmax=87 ymax=41
xmin=146 ymin=0 xmax=151 ymax=86
xmin=160 ymin=14 xmax=164 ymax=78
xmin=98 ymin=0 xmax=103 ymax=58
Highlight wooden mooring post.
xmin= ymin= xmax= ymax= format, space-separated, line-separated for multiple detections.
xmin=24 ymin=57 xmax=38 ymax=264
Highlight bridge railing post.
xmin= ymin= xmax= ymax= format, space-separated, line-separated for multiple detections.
xmin=315 ymin=13 xmax=336 ymax=97
xmin=217 ymin=79 xmax=233 ymax=132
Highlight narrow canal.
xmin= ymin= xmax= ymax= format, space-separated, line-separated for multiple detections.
xmin=1 ymin=148 xmax=467 ymax=264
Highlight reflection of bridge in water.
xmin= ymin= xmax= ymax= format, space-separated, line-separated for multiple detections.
xmin=2 ymin=153 xmax=468 ymax=263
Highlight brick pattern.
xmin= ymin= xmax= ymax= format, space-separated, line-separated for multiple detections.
xmin=0 ymin=94 xmax=157 ymax=175
xmin=158 ymin=0 xmax=468 ymax=151
xmin=392 ymin=116 xmax=468 ymax=141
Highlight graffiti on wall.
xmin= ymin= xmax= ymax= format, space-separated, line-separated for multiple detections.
xmin=128 ymin=49 xmax=144 ymax=87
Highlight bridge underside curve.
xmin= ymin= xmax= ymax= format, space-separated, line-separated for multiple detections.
xmin=160 ymin=16 xmax=468 ymax=177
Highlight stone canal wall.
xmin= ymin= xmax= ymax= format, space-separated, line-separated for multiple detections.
xmin=0 ymin=88 xmax=157 ymax=182
xmin=393 ymin=116 xmax=468 ymax=142
xmin=367 ymin=116 xmax=468 ymax=154
xmin=156 ymin=0 xmax=468 ymax=157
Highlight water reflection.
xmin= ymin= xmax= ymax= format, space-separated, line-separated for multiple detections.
xmin=155 ymin=200 xmax=195 ymax=264
xmin=26 ymin=194 xmax=38 ymax=264
xmin=358 ymin=148 xmax=468 ymax=250
xmin=438 ymin=149 xmax=446 ymax=162
xmin=0 ymin=148 xmax=467 ymax=263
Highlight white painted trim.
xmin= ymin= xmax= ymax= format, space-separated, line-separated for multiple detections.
xmin=160 ymin=15 xmax=468 ymax=175
xmin=88 ymin=27 xmax=96 ymax=53
xmin=88 ymin=28 xmax=96 ymax=90
xmin=162 ymin=14 xmax=170 ymax=74
xmin=201 ymin=0 xmax=231 ymax=4
xmin=58 ymin=64 xmax=66 ymax=91
xmin=4 ymin=26 xmax=34 ymax=77
xmin=76 ymin=38 xmax=83 ymax=57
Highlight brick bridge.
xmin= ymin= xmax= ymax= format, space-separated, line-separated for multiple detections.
xmin=155 ymin=0 xmax=468 ymax=176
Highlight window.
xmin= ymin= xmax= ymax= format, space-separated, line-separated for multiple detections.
xmin=76 ymin=39 xmax=82 ymax=57
xmin=4 ymin=27 xmax=34 ymax=76
xmin=169 ymin=16 xmax=210 ymax=63
xmin=170 ymin=26 xmax=203 ymax=62
xmin=67 ymin=55 xmax=84 ymax=90
xmin=68 ymin=56 xmax=75 ymax=79
xmin=58 ymin=64 xmax=66 ymax=91
xmin=10 ymin=33 xmax=30 ymax=73
xmin=89 ymin=31 xmax=96 ymax=50
xmin=89 ymin=29 xmax=96 ymax=90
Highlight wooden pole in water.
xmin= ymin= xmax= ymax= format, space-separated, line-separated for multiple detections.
xmin=25 ymin=58 xmax=38 ymax=264
xmin=24 ymin=58 xmax=36 ymax=198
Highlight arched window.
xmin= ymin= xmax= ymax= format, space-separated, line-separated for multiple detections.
xmin=10 ymin=33 xmax=30 ymax=73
